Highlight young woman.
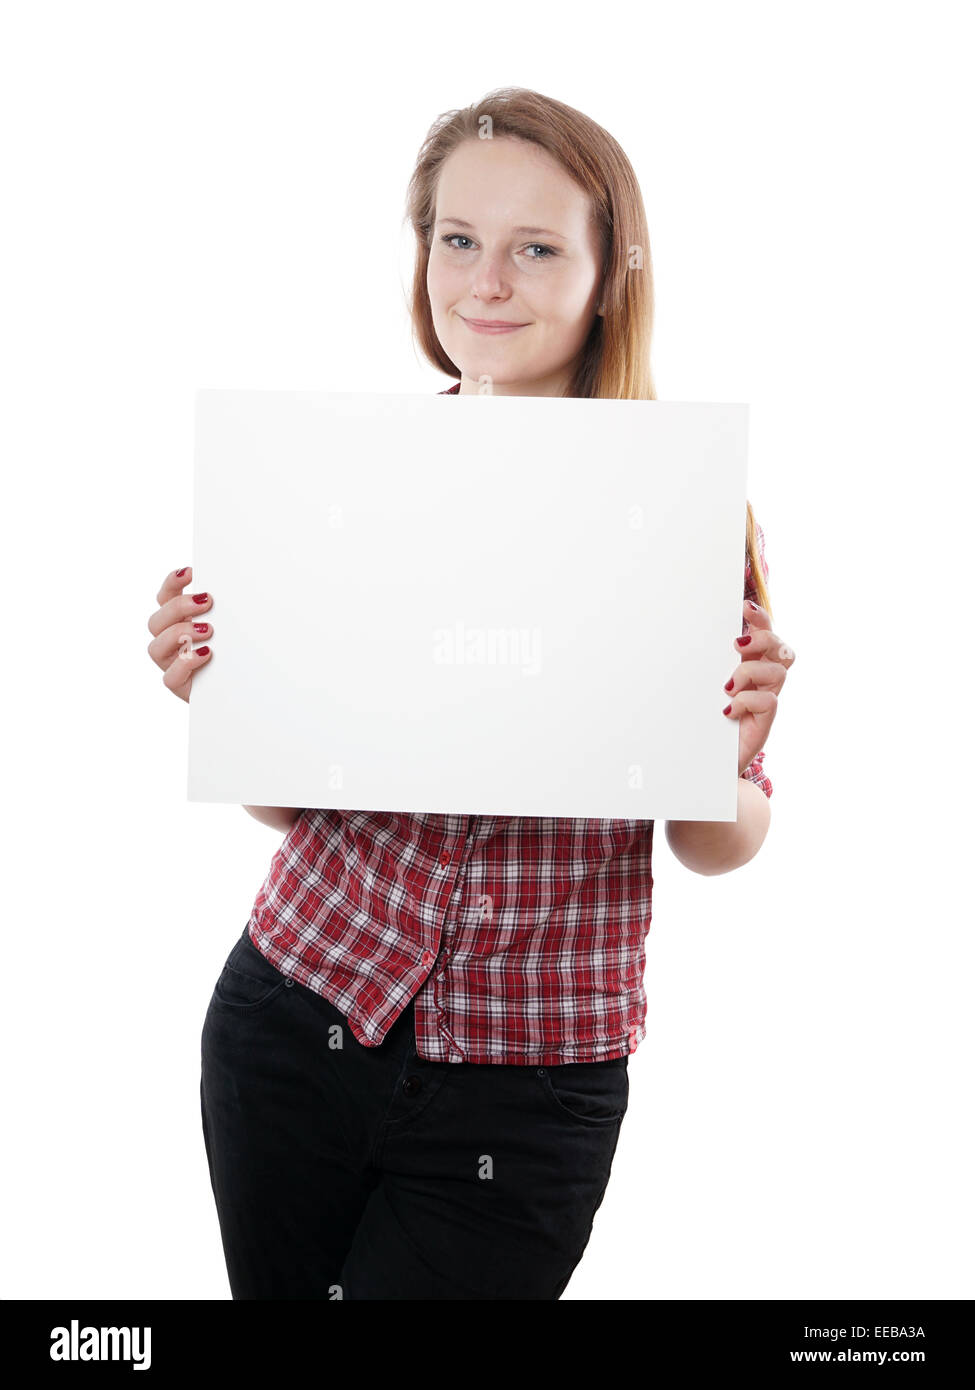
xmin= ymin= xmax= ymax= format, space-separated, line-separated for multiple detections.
xmin=147 ymin=87 xmax=794 ymax=1300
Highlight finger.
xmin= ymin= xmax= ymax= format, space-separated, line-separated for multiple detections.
xmin=743 ymin=598 xmax=772 ymax=628
xmin=156 ymin=565 xmax=193 ymax=607
xmin=723 ymin=688 xmax=778 ymax=721
xmin=773 ymin=637 xmax=796 ymax=666
xmin=147 ymin=581 xmax=213 ymax=638
xmin=725 ymin=658 xmax=788 ymax=697
xmin=734 ymin=626 xmax=796 ymax=670
xmin=161 ymin=638 xmax=212 ymax=703
xmin=148 ymin=617 xmax=213 ymax=672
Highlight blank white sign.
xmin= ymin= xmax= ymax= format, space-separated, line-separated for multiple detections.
xmin=187 ymin=391 xmax=749 ymax=820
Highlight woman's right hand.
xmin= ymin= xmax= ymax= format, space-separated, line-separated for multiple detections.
xmin=147 ymin=565 xmax=214 ymax=703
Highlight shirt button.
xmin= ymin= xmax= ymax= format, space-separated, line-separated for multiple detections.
xmin=402 ymin=1074 xmax=422 ymax=1096
xmin=421 ymin=950 xmax=433 ymax=966
xmin=439 ymin=851 xmax=452 ymax=867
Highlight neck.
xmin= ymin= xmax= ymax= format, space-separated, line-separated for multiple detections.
xmin=457 ymin=367 xmax=572 ymax=397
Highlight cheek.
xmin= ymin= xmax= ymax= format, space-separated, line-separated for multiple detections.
xmin=536 ymin=270 xmax=591 ymax=320
xmin=530 ymin=299 xmax=584 ymax=346
xmin=427 ymin=258 xmax=463 ymax=308
xmin=426 ymin=256 xmax=444 ymax=304
xmin=564 ymin=270 xmax=601 ymax=316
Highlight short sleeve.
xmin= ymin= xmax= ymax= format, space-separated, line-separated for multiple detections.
xmin=741 ymin=517 xmax=773 ymax=798
xmin=740 ymin=748 xmax=773 ymax=798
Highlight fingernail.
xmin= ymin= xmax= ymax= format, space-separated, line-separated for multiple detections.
xmin=175 ymin=567 xmax=189 ymax=578
xmin=192 ymin=592 xmax=209 ymax=604
xmin=724 ymin=677 xmax=734 ymax=691
xmin=193 ymin=622 xmax=209 ymax=633
xmin=722 ymin=703 xmax=732 ymax=715
xmin=736 ymin=634 xmax=752 ymax=646
xmin=747 ymin=600 xmax=758 ymax=610
xmin=196 ymin=645 xmax=210 ymax=656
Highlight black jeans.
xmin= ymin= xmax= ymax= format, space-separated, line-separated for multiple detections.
xmin=200 ymin=924 xmax=629 ymax=1300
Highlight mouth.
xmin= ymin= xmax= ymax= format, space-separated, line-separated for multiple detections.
xmin=458 ymin=314 xmax=531 ymax=335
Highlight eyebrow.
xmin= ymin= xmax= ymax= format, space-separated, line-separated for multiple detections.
xmin=436 ymin=217 xmax=567 ymax=239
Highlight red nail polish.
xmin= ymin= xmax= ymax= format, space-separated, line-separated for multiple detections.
xmin=192 ymin=592 xmax=209 ymax=604
xmin=193 ymin=622 xmax=209 ymax=633
xmin=196 ymin=645 xmax=210 ymax=657
xmin=722 ymin=703 xmax=732 ymax=715
xmin=724 ymin=677 xmax=734 ymax=691
xmin=747 ymin=600 xmax=758 ymax=610
xmin=736 ymin=634 xmax=752 ymax=646
xmin=175 ymin=567 xmax=188 ymax=578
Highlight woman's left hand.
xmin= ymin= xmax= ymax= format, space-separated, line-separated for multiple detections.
xmin=724 ymin=599 xmax=795 ymax=774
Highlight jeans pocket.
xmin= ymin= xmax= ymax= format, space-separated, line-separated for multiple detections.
xmin=212 ymin=930 xmax=292 ymax=1012
xmin=535 ymin=1057 xmax=629 ymax=1127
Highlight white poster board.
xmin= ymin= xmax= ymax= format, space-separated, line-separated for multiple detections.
xmin=187 ymin=391 xmax=749 ymax=820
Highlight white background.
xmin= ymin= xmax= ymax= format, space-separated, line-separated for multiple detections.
xmin=3 ymin=0 xmax=971 ymax=1301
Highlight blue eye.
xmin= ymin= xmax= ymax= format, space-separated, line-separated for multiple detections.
xmin=439 ymin=234 xmax=557 ymax=260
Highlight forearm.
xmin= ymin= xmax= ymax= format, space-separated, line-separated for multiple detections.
xmin=243 ymin=805 xmax=304 ymax=833
xmin=665 ymin=776 xmax=771 ymax=876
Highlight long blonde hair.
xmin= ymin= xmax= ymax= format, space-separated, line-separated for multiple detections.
xmin=405 ymin=85 xmax=772 ymax=620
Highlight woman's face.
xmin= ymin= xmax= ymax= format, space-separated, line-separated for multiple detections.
xmin=426 ymin=136 xmax=605 ymax=396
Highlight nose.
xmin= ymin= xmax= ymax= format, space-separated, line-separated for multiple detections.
xmin=469 ymin=251 xmax=511 ymax=303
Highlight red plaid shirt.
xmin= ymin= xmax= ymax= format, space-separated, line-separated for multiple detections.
xmin=245 ymin=382 xmax=773 ymax=1064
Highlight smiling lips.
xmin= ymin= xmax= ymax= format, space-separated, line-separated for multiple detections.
xmin=460 ymin=315 xmax=530 ymax=334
